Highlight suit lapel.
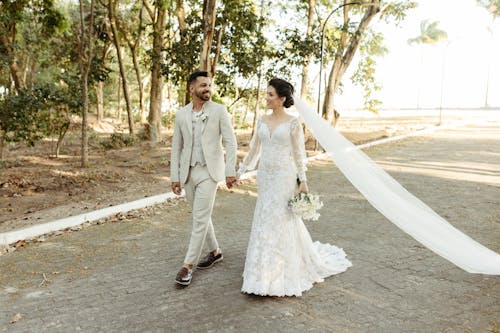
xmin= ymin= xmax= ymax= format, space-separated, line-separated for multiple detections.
xmin=201 ymin=101 xmax=211 ymax=134
xmin=184 ymin=102 xmax=193 ymax=137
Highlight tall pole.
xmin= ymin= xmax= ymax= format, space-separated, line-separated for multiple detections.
xmin=484 ymin=22 xmax=494 ymax=109
xmin=314 ymin=2 xmax=362 ymax=150
xmin=252 ymin=0 xmax=266 ymax=137
xmin=317 ymin=2 xmax=361 ymax=116
xmin=438 ymin=42 xmax=448 ymax=125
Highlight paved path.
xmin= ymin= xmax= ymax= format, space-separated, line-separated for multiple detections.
xmin=1 ymin=120 xmax=499 ymax=332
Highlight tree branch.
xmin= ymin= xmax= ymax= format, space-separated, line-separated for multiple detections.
xmin=340 ymin=1 xmax=380 ymax=74
xmin=176 ymin=0 xmax=187 ymax=31
xmin=142 ymin=0 xmax=154 ymax=21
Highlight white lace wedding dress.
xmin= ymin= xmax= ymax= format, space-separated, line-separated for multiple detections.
xmin=238 ymin=116 xmax=352 ymax=297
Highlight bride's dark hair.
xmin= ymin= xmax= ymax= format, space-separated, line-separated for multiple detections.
xmin=269 ymin=78 xmax=294 ymax=108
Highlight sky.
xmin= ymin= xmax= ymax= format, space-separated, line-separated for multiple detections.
xmin=328 ymin=0 xmax=500 ymax=110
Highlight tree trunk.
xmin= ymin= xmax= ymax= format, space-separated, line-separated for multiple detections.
xmin=322 ymin=1 xmax=380 ymax=123
xmin=1 ymin=27 xmax=24 ymax=93
xmin=22 ymin=53 xmax=28 ymax=87
xmin=81 ymin=73 xmax=89 ymax=167
xmin=252 ymin=0 xmax=266 ymax=137
xmin=10 ymin=61 xmax=24 ymax=93
xmin=128 ymin=38 xmax=145 ymax=124
xmin=300 ymin=0 xmax=315 ymax=99
xmin=117 ymin=76 xmax=122 ymax=122
xmin=322 ymin=57 xmax=343 ymax=120
xmin=109 ymin=0 xmax=134 ymax=134
xmin=0 ymin=129 xmax=4 ymax=165
xmin=175 ymin=0 xmax=190 ymax=104
xmin=132 ymin=48 xmax=146 ymax=123
xmin=199 ymin=0 xmax=217 ymax=72
xmin=29 ymin=54 xmax=37 ymax=92
xmin=176 ymin=0 xmax=186 ymax=30
xmin=78 ymin=0 xmax=95 ymax=167
xmin=252 ymin=74 xmax=262 ymax=137
xmin=56 ymin=122 xmax=69 ymax=158
xmin=147 ymin=3 xmax=167 ymax=143
xmin=115 ymin=3 xmax=145 ymax=124
xmin=242 ymin=94 xmax=251 ymax=124
xmin=96 ymin=81 xmax=104 ymax=122
xmin=96 ymin=37 xmax=111 ymax=122
xmin=141 ymin=75 xmax=149 ymax=123
xmin=211 ymin=22 xmax=226 ymax=77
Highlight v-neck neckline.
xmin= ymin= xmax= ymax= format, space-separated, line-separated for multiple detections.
xmin=261 ymin=117 xmax=293 ymax=139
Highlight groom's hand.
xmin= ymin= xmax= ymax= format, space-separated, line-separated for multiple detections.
xmin=298 ymin=180 xmax=309 ymax=193
xmin=226 ymin=176 xmax=237 ymax=189
xmin=171 ymin=182 xmax=182 ymax=195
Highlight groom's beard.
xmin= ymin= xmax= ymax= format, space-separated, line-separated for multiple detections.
xmin=196 ymin=89 xmax=211 ymax=101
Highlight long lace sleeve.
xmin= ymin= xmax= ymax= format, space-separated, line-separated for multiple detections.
xmin=237 ymin=118 xmax=262 ymax=176
xmin=290 ymin=117 xmax=307 ymax=182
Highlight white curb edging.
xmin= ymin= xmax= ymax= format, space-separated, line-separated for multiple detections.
xmin=0 ymin=121 xmax=462 ymax=246
xmin=355 ymin=121 xmax=466 ymax=150
xmin=0 ymin=192 xmax=182 ymax=246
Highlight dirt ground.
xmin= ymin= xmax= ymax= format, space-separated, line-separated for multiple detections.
xmin=0 ymin=112 xmax=498 ymax=332
xmin=0 ymin=111 xmax=474 ymax=234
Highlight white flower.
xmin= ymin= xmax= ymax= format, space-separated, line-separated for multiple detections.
xmin=288 ymin=192 xmax=323 ymax=221
xmin=199 ymin=111 xmax=208 ymax=122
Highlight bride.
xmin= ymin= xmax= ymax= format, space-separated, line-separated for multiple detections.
xmin=236 ymin=78 xmax=352 ymax=297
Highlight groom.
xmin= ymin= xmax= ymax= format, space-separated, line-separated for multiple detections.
xmin=170 ymin=71 xmax=237 ymax=286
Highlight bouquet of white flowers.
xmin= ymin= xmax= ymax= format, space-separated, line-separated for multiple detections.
xmin=288 ymin=192 xmax=323 ymax=221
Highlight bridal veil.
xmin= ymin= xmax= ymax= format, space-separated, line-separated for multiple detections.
xmin=294 ymin=98 xmax=500 ymax=275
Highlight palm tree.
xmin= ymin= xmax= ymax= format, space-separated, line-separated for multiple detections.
xmin=477 ymin=0 xmax=500 ymax=17
xmin=408 ymin=20 xmax=448 ymax=109
xmin=477 ymin=0 xmax=500 ymax=107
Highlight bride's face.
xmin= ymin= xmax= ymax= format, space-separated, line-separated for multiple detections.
xmin=266 ymin=86 xmax=285 ymax=110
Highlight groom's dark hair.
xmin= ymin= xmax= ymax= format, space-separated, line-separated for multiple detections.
xmin=188 ymin=71 xmax=210 ymax=86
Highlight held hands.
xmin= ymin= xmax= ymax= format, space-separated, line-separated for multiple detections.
xmin=171 ymin=182 xmax=182 ymax=195
xmin=298 ymin=180 xmax=309 ymax=193
xmin=226 ymin=176 xmax=236 ymax=189
xmin=227 ymin=171 xmax=243 ymax=189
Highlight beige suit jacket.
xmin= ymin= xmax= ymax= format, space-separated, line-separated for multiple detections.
xmin=170 ymin=101 xmax=237 ymax=184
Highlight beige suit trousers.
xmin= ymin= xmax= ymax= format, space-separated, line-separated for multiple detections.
xmin=183 ymin=164 xmax=219 ymax=265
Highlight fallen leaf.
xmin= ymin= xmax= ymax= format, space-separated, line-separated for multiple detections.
xmin=10 ymin=313 xmax=22 ymax=324
xmin=14 ymin=240 xmax=26 ymax=248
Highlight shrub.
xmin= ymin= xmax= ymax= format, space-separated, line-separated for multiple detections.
xmin=100 ymin=133 xmax=136 ymax=149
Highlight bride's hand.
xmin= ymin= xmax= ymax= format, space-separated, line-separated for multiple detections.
xmin=234 ymin=174 xmax=240 ymax=186
xmin=298 ymin=180 xmax=309 ymax=193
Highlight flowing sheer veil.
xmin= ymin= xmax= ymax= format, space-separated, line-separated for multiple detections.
xmin=294 ymin=98 xmax=500 ymax=275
